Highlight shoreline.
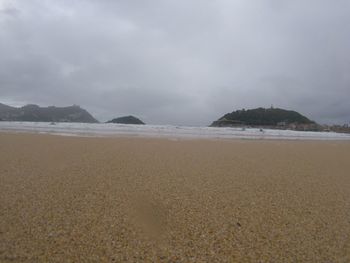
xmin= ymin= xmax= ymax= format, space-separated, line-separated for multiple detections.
xmin=2 ymin=130 xmax=350 ymax=142
xmin=1 ymin=127 xmax=350 ymax=142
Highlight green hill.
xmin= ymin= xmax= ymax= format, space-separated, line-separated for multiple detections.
xmin=211 ymin=107 xmax=314 ymax=127
xmin=0 ymin=103 xmax=98 ymax=123
xmin=107 ymin=115 xmax=145 ymax=125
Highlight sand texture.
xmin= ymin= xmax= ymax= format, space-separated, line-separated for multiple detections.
xmin=1 ymin=133 xmax=350 ymax=262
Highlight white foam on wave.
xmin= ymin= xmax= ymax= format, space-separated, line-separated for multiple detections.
xmin=1 ymin=121 xmax=350 ymax=140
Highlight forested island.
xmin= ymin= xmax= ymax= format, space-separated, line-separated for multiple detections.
xmin=211 ymin=107 xmax=322 ymax=131
xmin=106 ymin=116 xmax=145 ymax=125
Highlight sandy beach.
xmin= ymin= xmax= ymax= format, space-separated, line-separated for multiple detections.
xmin=1 ymin=133 xmax=350 ymax=262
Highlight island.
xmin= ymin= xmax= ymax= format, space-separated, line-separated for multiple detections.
xmin=106 ymin=115 xmax=145 ymax=125
xmin=0 ymin=103 xmax=98 ymax=123
xmin=211 ymin=107 xmax=322 ymax=131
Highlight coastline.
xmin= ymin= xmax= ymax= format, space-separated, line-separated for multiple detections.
xmin=1 ymin=121 xmax=350 ymax=141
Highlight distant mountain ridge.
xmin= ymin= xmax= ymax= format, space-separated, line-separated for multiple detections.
xmin=211 ymin=107 xmax=314 ymax=127
xmin=107 ymin=115 xmax=145 ymax=125
xmin=0 ymin=103 xmax=98 ymax=123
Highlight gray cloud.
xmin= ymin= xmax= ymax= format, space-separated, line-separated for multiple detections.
xmin=0 ymin=0 xmax=349 ymax=125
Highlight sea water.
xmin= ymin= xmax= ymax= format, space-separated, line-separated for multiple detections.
xmin=0 ymin=121 xmax=350 ymax=140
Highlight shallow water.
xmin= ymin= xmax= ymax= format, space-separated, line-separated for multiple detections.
xmin=0 ymin=121 xmax=350 ymax=140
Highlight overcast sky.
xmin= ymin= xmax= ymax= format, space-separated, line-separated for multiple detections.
xmin=0 ymin=0 xmax=349 ymax=125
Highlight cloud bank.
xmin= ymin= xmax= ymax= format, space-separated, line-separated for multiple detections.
xmin=1 ymin=0 xmax=349 ymax=125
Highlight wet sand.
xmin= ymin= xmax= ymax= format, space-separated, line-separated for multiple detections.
xmin=1 ymin=133 xmax=350 ymax=262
